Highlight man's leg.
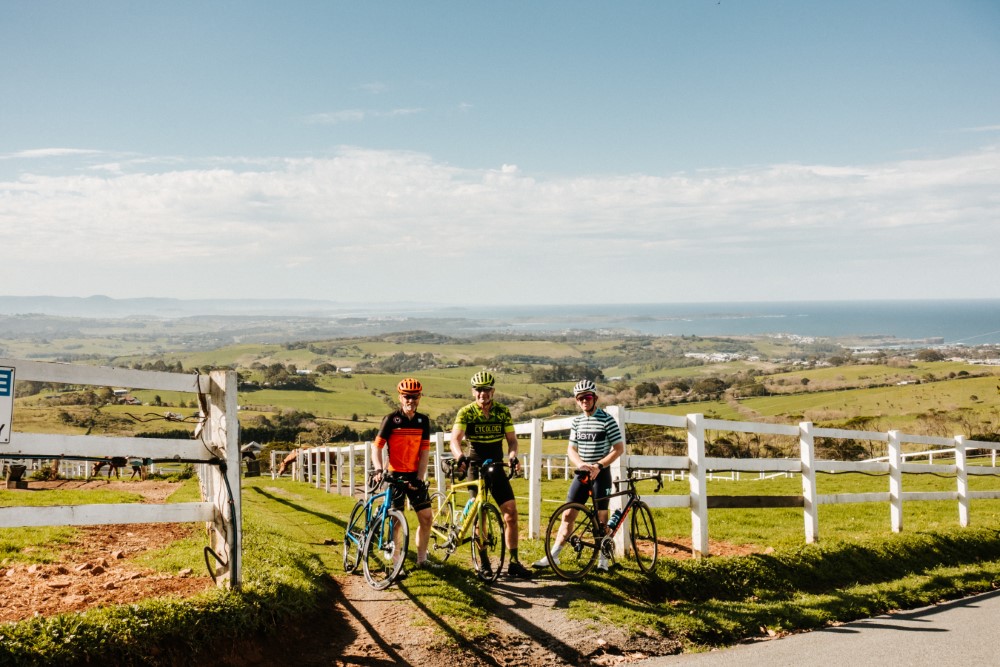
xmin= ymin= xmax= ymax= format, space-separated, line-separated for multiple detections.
xmin=500 ymin=498 xmax=519 ymax=550
xmin=415 ymin=507 xmax=432 ymax=563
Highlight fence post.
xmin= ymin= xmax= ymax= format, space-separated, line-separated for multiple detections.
xmin=956 ymin=435 xmax=969 ymax=527
xmin=363 ymin=441 xmax=372 ymax=500
xmin=800 ymin=421 xmax=818 ymax=544
xmin=688 ymin=413 xmax=709 ymax=558
xmin=434 ymin=432 xmax=446 ymax=495
xmin=314 ymin=449 xmax=321 ymax=490
xmin=527 ymin=418 xmax=543 ymax=539
xmin=349 ymin=443 xmax=360 ymax=500
xmin=889 ymin=430 xmax=903 ymax=533
xmin=605 ymin=406 xmax=628 ymax=556
xmin=323 ymin=446 xmax=331 ymax=493
xmin=204 ymin=369 xmax=242 ymax=588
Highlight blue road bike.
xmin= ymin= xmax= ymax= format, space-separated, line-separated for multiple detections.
xmin=342 ymin=473 xmax=412 ymax=590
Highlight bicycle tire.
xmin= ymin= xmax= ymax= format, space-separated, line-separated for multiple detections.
xmin=427 ymin=491 xmax=458 ymax=564
xmin=342 ymin=499 xmax=367 ymax=573
xmin=629 ymin=501 xmax=658 ymax=573
xmin=471 ymin=503 xmax=505 ymax=584
xmin=545 ymin=501 xmax=599 ymax=580
xmin=362 ymin=508 xmax=410 ymax=590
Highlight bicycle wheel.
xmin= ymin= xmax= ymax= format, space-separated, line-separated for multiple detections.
xmin=545 ymin=502 xmax=599 ymax=580
xmin=427 ymin=492 xmax=457 ymax=565
xmin=362 ymin=508 xmax=410 ymax=590
xmin=629 ymin=501 xmax=658 ymax=573
xmin=428 ymin=491 xmax=449 ymax=515
xmin=471 ymin=503 xmax=505 ymax=584
xmin=342 ymin=499 xmax=367 ymax=573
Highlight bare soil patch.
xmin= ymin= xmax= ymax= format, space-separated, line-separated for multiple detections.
xmin=0 ymin=480 xmax=214 ymax=624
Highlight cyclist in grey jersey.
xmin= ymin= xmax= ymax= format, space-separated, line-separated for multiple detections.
xmin=534 ymin=379 xmax=624 ymax=571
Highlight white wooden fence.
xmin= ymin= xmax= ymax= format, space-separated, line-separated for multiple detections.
xmin=268 ymin=406 xmax=1000 ymax=560
xmin=0 ymin=358 xmax=242 ymax=587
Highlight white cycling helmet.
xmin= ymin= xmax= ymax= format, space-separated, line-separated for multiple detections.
xmin=573 ymin=379 xmax=597 ymax=396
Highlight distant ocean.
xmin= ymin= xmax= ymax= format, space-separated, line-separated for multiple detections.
xmin=3 ymin=296 xmax=999 ymax=347
xmin=397 ymin=300 xmax=1000 ymax=346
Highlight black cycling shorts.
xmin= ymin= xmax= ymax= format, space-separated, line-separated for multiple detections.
xmin=468 ymin=460 xmax=515 ymax=506
xmin=567 ymin=466 xmax=613 ymax=511
xmin=389 ymin=471 xmax=431 ymax=512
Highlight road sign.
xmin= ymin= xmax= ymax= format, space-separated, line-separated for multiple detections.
xmin=0 ymin=366 xmax=13 ymax=444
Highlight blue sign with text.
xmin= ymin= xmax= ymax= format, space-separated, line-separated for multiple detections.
xmin=0 ymin=366 xmax=12 ymax=444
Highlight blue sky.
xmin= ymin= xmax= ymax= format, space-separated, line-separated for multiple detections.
xmin=2 ymin=1 xmax=999 ymax=306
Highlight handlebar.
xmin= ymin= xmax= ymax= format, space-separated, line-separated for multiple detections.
xmin=441 ymin=457 xmax=518 ymax=480
xmin=613 ymin=472 xmax=663 ymax=493
xmin=368 ymin=471 xmax=426 ymax=492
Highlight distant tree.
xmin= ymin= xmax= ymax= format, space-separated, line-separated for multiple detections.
xmin=916 ymin=349 xmax=945 ymax=362
xmin=691 ymin=377 xmax=728 ymax=398
xmin=634 ymin=381 xmax=660 ymax=400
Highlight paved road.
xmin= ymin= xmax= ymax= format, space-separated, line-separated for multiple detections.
xmin=635 ymin=589 xmax=1000 ymax=667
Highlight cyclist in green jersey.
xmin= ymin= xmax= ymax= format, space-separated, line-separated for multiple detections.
xmin=450 ymin=371 xmax=533 ymax=580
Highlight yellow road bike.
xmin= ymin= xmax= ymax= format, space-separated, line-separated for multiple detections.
xmin=427 ymin=459 xmax=513 ymax=584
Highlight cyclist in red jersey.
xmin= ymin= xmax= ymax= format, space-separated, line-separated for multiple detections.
xmin=372 ymin=378 xmax=434 ymax=574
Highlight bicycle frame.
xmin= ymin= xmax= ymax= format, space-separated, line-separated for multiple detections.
xmin=343 ymin=475 xmax=409 ymax=575
xmin=433 ymin=476 xmax=488 ymax=543
xmin=581 ymin=471 xmax=662 ymax=537
xmin=542 ymin=470 xmax=661 ymax=579
xmin=427 ymin=459 xmax=512 ymax=583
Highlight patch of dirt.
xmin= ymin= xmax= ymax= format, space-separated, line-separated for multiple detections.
xmin=221 ymin=569 xmax=683 ymax=667
xmin=655 ymin=535 xmax=762 ymax=559
xmin=0 ymin=480 xmax=214 ymax=624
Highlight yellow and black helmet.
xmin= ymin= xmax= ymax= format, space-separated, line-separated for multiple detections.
xmin=470 ymin=371 xmax=495 ymax=388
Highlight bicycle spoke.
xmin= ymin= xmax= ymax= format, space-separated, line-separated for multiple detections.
xmin=342 ymin=500 xmax=366 ymax=573
xmin=629 ymin=501 xmax=658 ymax=573
xmin=471 ymin=503 xmax=505 ymax=583
xmin=427 ymin=492 xmax=457 ymax=565
xmin=362 ymin=508 xmax=410 ymax=590
xmin=545 ymin=502 xmax=598 ymax=580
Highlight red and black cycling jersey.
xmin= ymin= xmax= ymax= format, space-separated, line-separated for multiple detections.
xmin=374 ymin=409 xmax=431 ymax=473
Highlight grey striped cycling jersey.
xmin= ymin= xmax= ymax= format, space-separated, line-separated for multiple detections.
xmin=569 ymin=408 xmax=622 ymax=462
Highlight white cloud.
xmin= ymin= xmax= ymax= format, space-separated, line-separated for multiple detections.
xmin=959 ymin=125 xmax=1000 ymax=133
xmin=305 ymin=110 xmax=367 ymax=124
xmin=305 ymin=108 xmax=423 ymax=124
xmin=1 ymin=145 xmax=998 ymax=303
xmin=0 ymin=148 xmax=103 ymax=160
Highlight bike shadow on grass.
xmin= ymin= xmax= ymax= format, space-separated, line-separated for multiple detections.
xmin=394 ymin=564 xmax=588 ymax=665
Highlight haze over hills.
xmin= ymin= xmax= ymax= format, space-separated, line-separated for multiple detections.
xmin=3 ymin=295 xmax=999 ymax=349
xmin=0 ymin=295 xmax=423 ymax=319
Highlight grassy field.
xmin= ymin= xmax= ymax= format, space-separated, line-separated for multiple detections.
xmin=5 ymin=466 xmax=1000 ymax=664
